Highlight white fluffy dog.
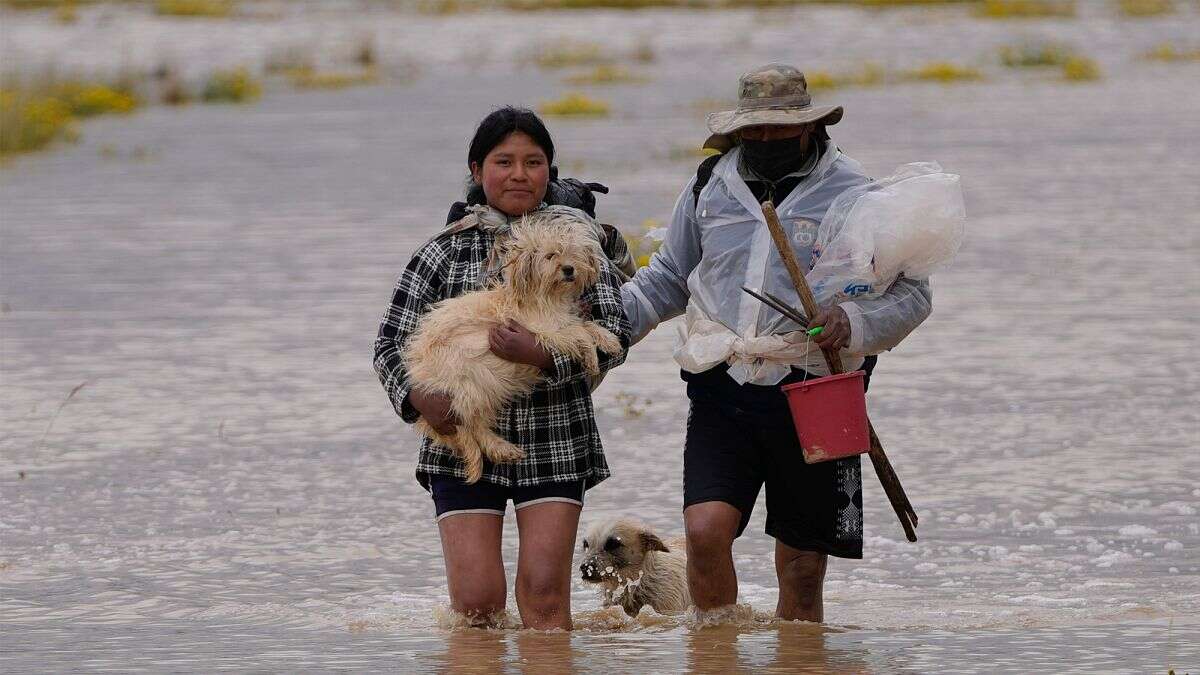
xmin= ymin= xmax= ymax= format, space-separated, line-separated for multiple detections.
xmin=403 ymin=213 xmax=623 ymax=483
xmin=579 ymin=519 xmax=691 ymax=617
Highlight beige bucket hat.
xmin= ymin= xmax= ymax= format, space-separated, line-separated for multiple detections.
xmin=703 ymin=63 xmax=844 ymax=152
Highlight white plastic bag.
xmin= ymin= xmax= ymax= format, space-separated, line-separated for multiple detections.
xmin=807 ymin=162 xmax=965 ymax=304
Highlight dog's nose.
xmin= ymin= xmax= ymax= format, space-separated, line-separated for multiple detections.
xmin=579 ymin=561 xmax=598 ymax=580
xmin=562 ymin=265 xmax=574 ymax=277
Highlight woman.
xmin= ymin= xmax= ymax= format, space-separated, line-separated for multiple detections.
xmin=373 ymin=107 xmax=630 ymax=630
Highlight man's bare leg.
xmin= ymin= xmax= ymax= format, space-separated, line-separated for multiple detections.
xmin=683 ymin=501 xmax=742 ymax=610
xmin=775 ymin=540 xmax=827 ymax=622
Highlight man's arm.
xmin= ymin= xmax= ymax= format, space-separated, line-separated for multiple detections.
xmin=621 ymin=176 xmax=703 ymax=345
xmin=839 ymin=276 xmax=933 ymax=355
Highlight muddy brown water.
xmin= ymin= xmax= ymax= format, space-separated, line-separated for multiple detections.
xmin=2 ymin=2 xmax=1199 ymax=672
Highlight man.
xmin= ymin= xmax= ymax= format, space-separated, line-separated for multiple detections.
xmin=621 ymin=64 xmax=932 ymax=621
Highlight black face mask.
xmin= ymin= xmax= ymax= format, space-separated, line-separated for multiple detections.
xmin=741 ymin=135 xmax=810 ymax=182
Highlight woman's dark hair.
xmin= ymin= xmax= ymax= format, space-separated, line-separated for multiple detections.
xmin=468 ymin=106 xmax=555 ymax=170
xmin=465 ymin=106 xmax=555 ymax=205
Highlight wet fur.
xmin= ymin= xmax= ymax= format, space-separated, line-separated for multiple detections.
xmin=579 ymin=519 xmax=690 ymax=617
xmin=403 ymin=214 xmax=622 ymax=483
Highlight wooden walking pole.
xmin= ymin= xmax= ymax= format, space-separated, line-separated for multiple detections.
xmin=761 ymin=201 xmax=919 ymax=542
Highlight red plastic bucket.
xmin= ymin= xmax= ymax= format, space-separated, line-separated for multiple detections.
xmin=780 ymin=371 xmax=870 ymax=464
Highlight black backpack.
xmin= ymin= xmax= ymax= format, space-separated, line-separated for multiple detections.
xmin=444 ymin=171 xmax=635 ymax=279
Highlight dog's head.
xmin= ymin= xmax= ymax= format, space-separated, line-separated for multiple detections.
xmin=578 ymin=519 xmax=669 ymax=587
xmin=501 ymin=214 xmax=601 ymax=299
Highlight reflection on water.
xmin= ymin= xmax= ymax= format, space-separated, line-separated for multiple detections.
xmin=2 ymin=0 xmax=1200 ymax=672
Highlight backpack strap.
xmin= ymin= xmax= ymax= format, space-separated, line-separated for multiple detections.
xmin=693 ymin=153 xmax=724 ymax=210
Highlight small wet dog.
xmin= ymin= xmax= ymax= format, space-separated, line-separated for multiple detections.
xmin=579 ymin=519 xmax=690 ymax=617
xmin=404 ymin=212 xmax=622 ymax=483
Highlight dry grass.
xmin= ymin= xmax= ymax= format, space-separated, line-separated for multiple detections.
xmin=1141 ymin=42 xmax=1200 ymax=62
xmin=563 ymin=64 xmax=645 ymax=85
xmin=201 ymin=67 xmax=261 ymax=103
xmin=1116 ymin=0 xmax=1174 ymax=15
xmin=667 ymin=144 xmax=721 ymax=161
xmin=539 ymin=92 xmax=610 ymax=116
xmin=999 ymin=41 xmax=1073 ymax=67
xmin=975 ymin=0 xmax=1076 ymax=17
xmin=623 ymin=219 xmax=665 ymax=268
xmin=1061 ymin=55 xmax=1101 ymax=81
xmin=154 ymin=0 xmax=235 ymax=17
xmin=497 ymin=0 xmax=978 ymax=8
xmin=906 ymin=61 xmax=984 ymax=82
xmin=531 ymin=41 xmax=610 ymax=69
xmin=0 ymin=91 xmax=76 ymax=157
xmin=1 ymin=77 xmax=138 ymax=158
xmin=288 ymin=66 xmax=379 ymax=90
xmin=805 ymin=63 xmax=885 ymax=90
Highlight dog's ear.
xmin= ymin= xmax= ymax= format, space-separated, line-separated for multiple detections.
xmin=640 ymin=531 xmax=669 ymax=553
xmin=506 ymin=245 xmax=535 ymax=294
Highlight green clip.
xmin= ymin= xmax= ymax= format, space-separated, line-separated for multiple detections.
xmin=806 ymin=326 xmax=824 ymax=337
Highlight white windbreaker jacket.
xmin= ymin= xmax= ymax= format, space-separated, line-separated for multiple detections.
xmin=621 ymin=145 xmax=932 ymax=385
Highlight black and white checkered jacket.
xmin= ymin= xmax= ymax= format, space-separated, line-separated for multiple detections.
xmin=373 ymin=212 xmax=630 ymax=489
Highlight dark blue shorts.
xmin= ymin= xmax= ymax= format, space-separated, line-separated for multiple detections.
xmin=427 ymin=475 xmax=586 ymax=522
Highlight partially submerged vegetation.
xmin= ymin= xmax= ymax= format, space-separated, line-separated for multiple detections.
xmin=563 ymin=65 xmax=645 ymax=85
xmin=806 ymin=61 xmax=983 ymax=89
xmin=624 ymin=219 xmax=665 ymax=269
xmin=154 ymin=0 xmax=234 ymax=17
xmin=999 ymin=41 xmax=1073 ymax=67
xmin=1141 ymin=43 xmax=1200 ymax=62
xmin=906 ymin=61 xmax=985 ymax=82
xmin=1061 ymin=55 xmax=1100 ymax=81
xmin=538 ymin=92 xmax=610 ymax=116
xmin=1115 ymin=0 xmax=1174 ymax=16
xmin=805 ymin=63 xmax=885 ymax=90
xmin=0 ymin=76 xmax=138 ymax=158
xmin=287 ymin=66 xmax=379 ymax=90
xmin=531 ymin=41 xmax=609 ymax=69
xmin=201 ymin=67 xmax=261 ymax=103
xmin=974 ymin=0 xmax=1076 ymax=18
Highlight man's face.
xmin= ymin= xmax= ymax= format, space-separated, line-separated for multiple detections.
xmin=737 ymin=123 xmax=812 ymax=143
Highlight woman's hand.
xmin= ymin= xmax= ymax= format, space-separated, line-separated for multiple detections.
xmin=489 ymin=320 xmax=554 ymax=370
xmin=409 ymin=389 xmax=460 ymax=436
xmin=809 ymin=306 xmax=851 ymax=351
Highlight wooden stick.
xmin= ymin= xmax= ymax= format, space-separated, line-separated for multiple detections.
xmin=761 ymin=202 xmax=918 ymax=542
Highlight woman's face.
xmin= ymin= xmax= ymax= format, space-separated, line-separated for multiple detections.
xmin=471 ymin=131 xmax=550 ymax=217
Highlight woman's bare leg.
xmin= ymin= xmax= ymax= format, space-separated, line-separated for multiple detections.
xmin=438 ymin=513 xmax=506 ymax=626
xmin=514 ymin=501 xmax=581 ymax=630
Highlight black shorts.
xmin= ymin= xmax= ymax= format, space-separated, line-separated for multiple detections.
xmin=682 ymin=362 xmax=870 ymax=559
xmin=427 ymin=475 xmax=586 ymax=522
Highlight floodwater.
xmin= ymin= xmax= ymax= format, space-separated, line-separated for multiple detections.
xmin=2 ymin=1 xmax=1199 ymax=672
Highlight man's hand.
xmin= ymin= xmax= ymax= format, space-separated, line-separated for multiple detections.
xmin=489 ymin=320 xmax=554 ymax=370
xmin=409 ymin=389 xmax=459 ymax=436
xmin=809 ymin=305 xmax=851 ymax=351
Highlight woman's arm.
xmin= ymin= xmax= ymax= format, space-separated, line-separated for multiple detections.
xmin=373 ymin=240 xmax=449 ymax=423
